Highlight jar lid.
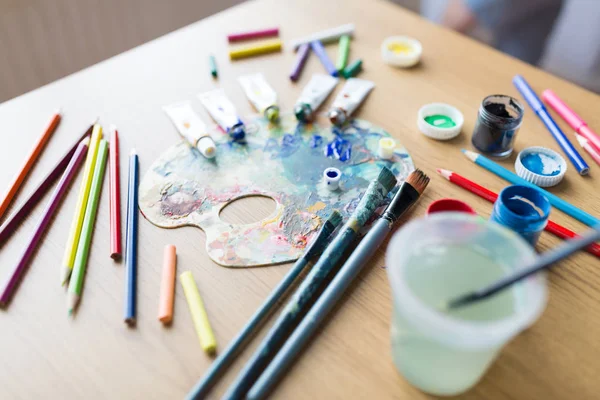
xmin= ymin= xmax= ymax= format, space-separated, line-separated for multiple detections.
xmin=515 ymin=146 xmax=567 ymax=187
xmin=417 ymin=103 xmax=464 ymax=140
xmin=381 ymin=36 xmax=422 ymax=68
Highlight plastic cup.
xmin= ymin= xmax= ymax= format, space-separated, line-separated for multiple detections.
xmin=386 ymin=213 xmax=547 ymax=396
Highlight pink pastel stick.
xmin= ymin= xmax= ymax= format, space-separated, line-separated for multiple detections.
xmin=227 ymin=27 xmax=279 ymax=42
xmin=543 ymin=89 xmax=600 ymax=151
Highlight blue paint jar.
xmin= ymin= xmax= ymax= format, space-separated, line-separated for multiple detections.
xmin=490 ymin=185 xmax=551 ymax=246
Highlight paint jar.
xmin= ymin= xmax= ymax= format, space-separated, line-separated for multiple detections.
xmin=386 ymin=214 xmax=547 ymax=396
xmin=323 ymin=167 xmax=341 ymax=190
xmin=490 ymin=185 xmax=551 ymax=246
xmin=427 ymin=198 xmax=476 ymax=215
xmin=471 ymin=95 xmax=524 ymax=158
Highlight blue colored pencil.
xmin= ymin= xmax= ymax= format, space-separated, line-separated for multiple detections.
xmin=247 ymin=170 xmax=430 ymax=400
xmin=462 ymin=149 xmax=599 ymax=227
xmin=185 ymin=211 xmax=342 ymax=399
xmin=513 ymin=75 xmax=589 ymax=175
xmin=221 ymin=167 xmax=397 ymax=399
xmin=124 ymin=149 xmax=139 ymax=325
xmin=310 ymin=41 xmax=338 ymax=77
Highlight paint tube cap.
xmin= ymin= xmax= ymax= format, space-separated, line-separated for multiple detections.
xmin=515 ymin=146 xmax=567 ymax=187
xmin=264 ymin=105 xmax=280 ymax=123
xmin=294 ymin=103 xmax=314 ymax=122
xmin=417 ymin=103 xmax=464 ymax=140
xmin=328 ymin=107 xmax=348 ymax=127
xmin=381 ymin=36 xmax=422 ymax=68
xmin=197 ymin=136 xmax=217 ymax=159
xmin=378 ymin=137 xmax=396 ymax=159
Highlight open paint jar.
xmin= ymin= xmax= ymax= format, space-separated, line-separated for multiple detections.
xmin=386 ymin=214 xmax=547 ymax=396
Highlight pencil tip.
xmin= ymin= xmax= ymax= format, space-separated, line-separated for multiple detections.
xmin=461 ymin=149 xmax=478 ymax=162
xmin=130 ymin=148 xmax=137 ymax=156
xmin=55 ymin=107 xmax=63 ymax=115
xmin=109 ymin=124 xmax=117 ymax=133
xmin=68 ymin=308 xmax=73 ymax=316
xmin=574 ymin=133 xmax=586 ymax=147
xmin=436 ymin=168 xmax=452 ymax=180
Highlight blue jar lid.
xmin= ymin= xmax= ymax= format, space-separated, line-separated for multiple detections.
xmin=515 ymin=146 xmax=567 ymax=187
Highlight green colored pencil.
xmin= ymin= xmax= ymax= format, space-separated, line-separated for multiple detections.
xmin=336 ymin=35 xmax=350 ymax=72
xmin=67 ymin=140 xmax=109 ymax=314
xmin=209 ymin=54 xmax=218 ymax=78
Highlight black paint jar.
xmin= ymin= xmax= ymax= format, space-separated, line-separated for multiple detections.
xmin=471 ymin=95 xmax=524 ymax=158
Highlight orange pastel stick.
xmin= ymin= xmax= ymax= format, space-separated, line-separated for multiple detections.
xmin=158 ymin=244 xmax=177 ymax=324
xmin=0 ymin=111 xmax=61 ymax=220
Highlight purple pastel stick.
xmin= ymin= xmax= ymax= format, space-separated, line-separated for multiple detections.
xmin=310 ymin=40 xmax=338 ymax=77
xmin=0 ymin=138 xmax=89 ymax=306
xmin=289 ymin=43 xmax=310 ymax=82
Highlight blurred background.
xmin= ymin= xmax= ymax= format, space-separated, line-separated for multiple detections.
xmin=0 ymin=0 xmax=597 ymax=103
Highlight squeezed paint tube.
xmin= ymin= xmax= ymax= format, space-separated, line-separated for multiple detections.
xmin=238 ymin=73 xmax=280 ymax=123
xmin=294 ymin=74 xmax=338 ymax=123
xmin=163 ymin=101 xmax=217 ymax=158
xmin=328 ymin=78 xmax=375 ymax=126
xmin=198 ymin=89 xmax=246 ymax=141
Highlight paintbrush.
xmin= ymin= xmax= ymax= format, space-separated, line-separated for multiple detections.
xmin=220 ymin=167 xmax=397 ymax=400
xmin=246 ymin=169 xmax=430 ymax=399
xmin=445 ymin=226 xmax=600 ymax=310
xmin=185 ymin=210 xmax=343 ymax=399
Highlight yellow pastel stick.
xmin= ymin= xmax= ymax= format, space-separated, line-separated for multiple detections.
xmin=229 ymin=39 xmax=282 ymax=60
xmin=180 ymin=271 xmax=217 ymax=355
xmin=60 ymin=124 xmax=102 ymax=285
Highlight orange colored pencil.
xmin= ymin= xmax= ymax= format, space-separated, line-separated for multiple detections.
xmin=0 ymin=110 xmax=61 ymax=220
xmin=158 ymin=245 xmax=177 ymax=324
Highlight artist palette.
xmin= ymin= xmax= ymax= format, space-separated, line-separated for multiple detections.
xmin=139 ymin=113 xmax=413 ymax=267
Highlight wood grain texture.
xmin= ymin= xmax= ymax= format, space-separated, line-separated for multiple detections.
xmin=0 ymin=0 xmax=599 ymax=399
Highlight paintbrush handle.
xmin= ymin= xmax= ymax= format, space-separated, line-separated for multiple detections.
xmin=246 ymin=219 xmax=392 ymax=399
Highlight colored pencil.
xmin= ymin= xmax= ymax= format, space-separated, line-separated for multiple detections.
xmin=0 ymin=122 xmax=94 ymax=245
xmin=109 ymin=125 xmax=122 ymax=260
xmin=575 ymin=134 xmax=600 ymax=166
xmin=342 ymin=59 xmax=362 ymax=79
xmin=124 ymin=149 xmax=139 ymax=326
xmin=437 ymin=168 xmax=600 ymax=258
xmin=227 ymin=27 xmax=279 ymax=42
xmin=462 ymin=149 xmax=600 ymax=227
xmin=310 ymin=40 xmax=338 ymax=77
xmin=222 ymin=167 xmax=397 ymax=399
xmin=209 ymin=55 xmax=218 ymax=78
xmin=60 ymin=124 xmax=103 ymax=285
xmin=186 ymin=211 xmax=343 ymax=399
xmin=247 ymin=171 xmax=430 ymax=400
xmin=289 ymin=43 xmax=310 ymax=82
xmin=158 ymin=244 xmax=177 ymax=324
xmin=335 ymin=35 xmax=350 ymax=72
xmin=229 ymin=40 xmax=282 ymax=60
xmin=513 ymin=75 xmax=589 ymax=175
xmin=0 ymin=110 xmax=61 ymax=221
xmin=0 ymin=138 xmax=89 ymax=307
xmin=542 ymin=89 xmax=600 ymax=152
xmin=447 ymin=225 xmax=600 ymax=310
xmin=180 ymin=271 xmax=217 ymax=355
xmin=67 ymin=140 xmax=109 ymax=314
xmin=290 ymin=23 xmax=355 ymax=50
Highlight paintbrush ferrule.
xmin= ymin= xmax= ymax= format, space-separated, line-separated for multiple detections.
xmin=382 ymin=182 xmax=420 ymax=224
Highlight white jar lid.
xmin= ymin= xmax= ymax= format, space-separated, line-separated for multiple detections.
xmin=417 ymin=103 xmax=464 ymax=140
xmin=515 ymin=146 xmax=567 ymax=187
xmin=381 ymin=36 xmax=422 ymax=67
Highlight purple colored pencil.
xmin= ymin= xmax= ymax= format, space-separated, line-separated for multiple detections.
xmin=0 ymin=138 xmax=89 ymax=307
xmin=228 ymin=27 xmax=279 ymax=43
xmin=0 ymin=123 xmax=94 ymax=246
xmin=310 ymin=40 xmax=338 ymax=77
xmin=289 ymin=43 xmax=310 ymax=82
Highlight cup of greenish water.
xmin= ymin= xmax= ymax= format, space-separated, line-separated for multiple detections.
xmin=386 ymin=213 xmax=547 ymax=396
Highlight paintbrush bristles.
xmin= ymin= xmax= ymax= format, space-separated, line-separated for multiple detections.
xmin=406 ymin=169 xmax=430 ymax=194
xmin=377 ymin=166 xmax=397 ymax=193
xmin=325 ymin=210 xmax=343 ymax=230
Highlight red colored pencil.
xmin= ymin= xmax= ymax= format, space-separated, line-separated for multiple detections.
xmin=0 ymin=110 xmax=61 ymax=221
xmin=227 ymin=27 xmax=279 ymax=43
xmin=437 ymin=168 xmax=600 ymax=258
xmin=109 ymin=125 xmax=122 ymax=260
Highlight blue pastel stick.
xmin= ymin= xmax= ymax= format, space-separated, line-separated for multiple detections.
xmin=513 ymin=75 xmax=589 ymax=175
xmin=310 ymin=40 xmax=338 ymax=77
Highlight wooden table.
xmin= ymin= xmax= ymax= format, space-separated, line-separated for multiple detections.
xmin=1 ymin=0 xmax=599 ymax=398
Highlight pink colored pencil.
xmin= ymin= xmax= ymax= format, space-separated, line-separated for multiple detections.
xmin=575 ymin=134 xmax=600 ymax=166
xmin=227 ymin=27 xmax=279 ymax=42
xmin=0 ymin=138 xmax=89 ymax=307
xmin=109 ymin=125 xmax=122 ymax=260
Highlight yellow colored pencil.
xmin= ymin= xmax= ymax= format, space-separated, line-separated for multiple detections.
xmin=229 ymin=39 xmax=282 ymax=60
xmin=180 ymin=271 xmax=217 ymax=355
xmin=60 ymin=124 xmax=102 ymax=285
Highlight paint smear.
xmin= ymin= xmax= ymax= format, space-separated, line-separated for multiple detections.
xmin=424 ymin=114 xmax=456 ymax=128
xmin=521 ymin=153 xmax=562 ymax=176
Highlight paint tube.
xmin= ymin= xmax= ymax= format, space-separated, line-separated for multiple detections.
xmin=163 ymin=102 xmax=217 ymax=158
xmin=328 ymin=78 xmax=375 ymax=126
xmin=294 ymin=74 xmax=338 ymax=123
xmin=238 ymin=73 xmax=280 ymax=123
xmin=198 ymin=89 xmax=246 ymax=141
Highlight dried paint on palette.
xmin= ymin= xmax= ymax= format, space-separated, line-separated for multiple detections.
xmin=139 ymin=113 xmax=414 ymax=267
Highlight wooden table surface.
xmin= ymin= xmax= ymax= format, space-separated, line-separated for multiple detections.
xmin=1 ymin=0 xmax=599 ymax=399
